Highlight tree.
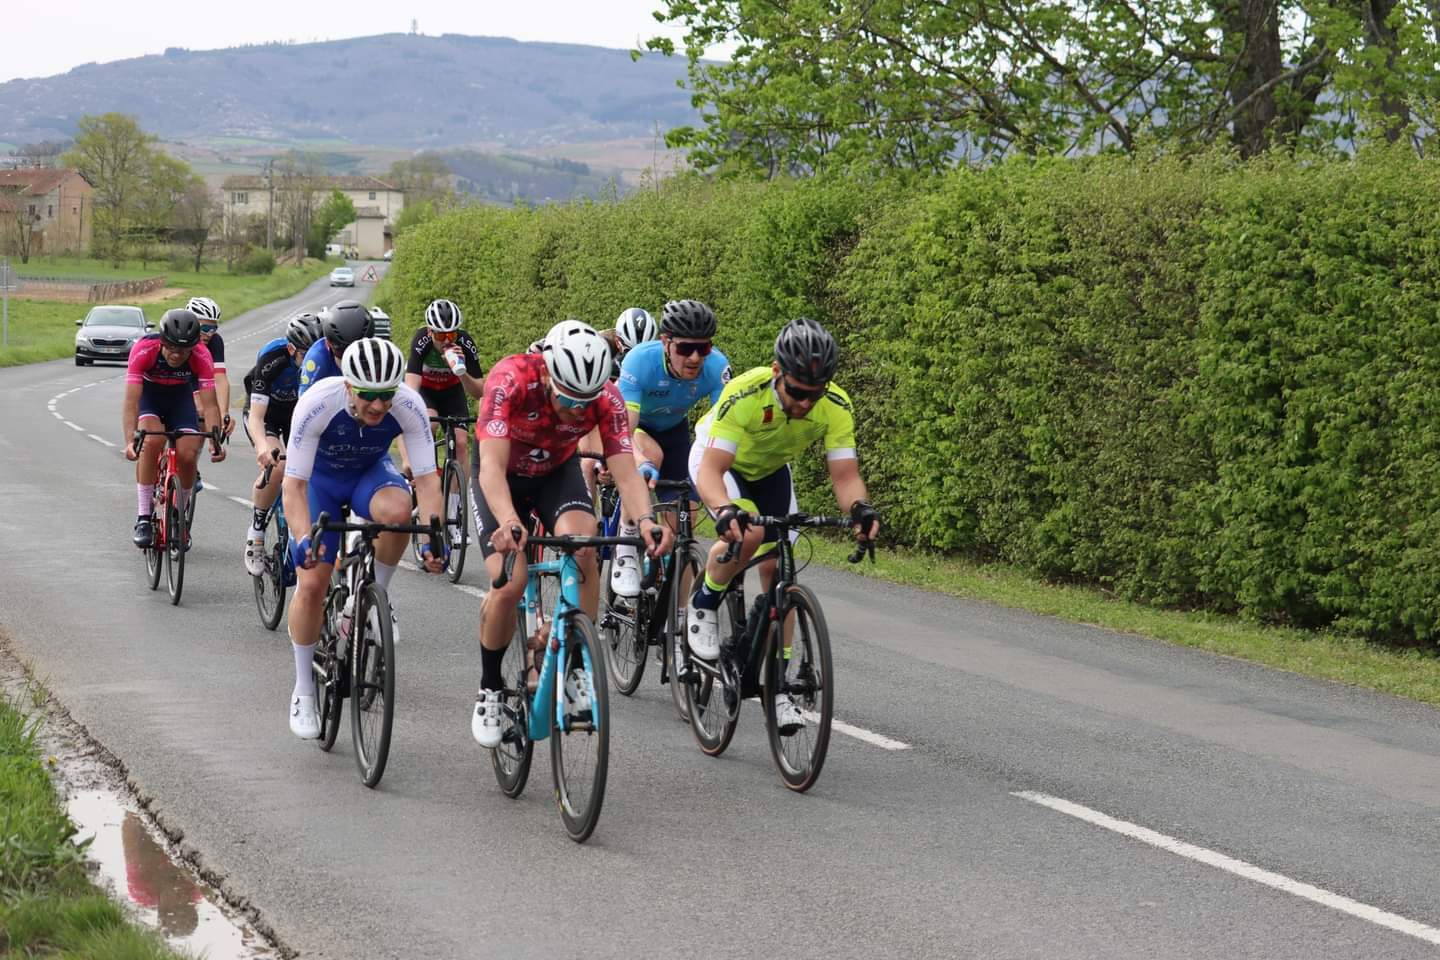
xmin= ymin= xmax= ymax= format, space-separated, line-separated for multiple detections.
xmin=63 ymin=113 xmax=154 ymax=264
xmin=387 ymin=153 xmax=456 ymax=208
xmin=309 ymin=189 xmax=357 ymax=259
xmin=390 ymin=198 xmax=437 ymax=242
xmin=133 ymin=151 xmax=189 ymax=267
xmin=1 ymin=198 xmax=39 ymax=263
xmin=648 ymin=0 xmax=1440 ymax=172
xmin=272 ymin=153 xmax=322 ymax=263
xmin=173 ymin=176 xmax=220 ymax=272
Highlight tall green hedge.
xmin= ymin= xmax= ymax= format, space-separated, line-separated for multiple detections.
xmin=379 ymin=149 xmax=1440 ymax=644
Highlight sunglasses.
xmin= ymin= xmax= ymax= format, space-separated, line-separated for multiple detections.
xmin=432 ymin=330 xmax=457 ymax=342
xmin=354 ymin=388 xmax=397 ymax=403
xmin=200 ymin=324 xmax=218 ymax=333
xmin=552 ymin=389 xmax=594 ymax=410
xmin=671 ymin=340 xmax=713 ymax=358
xmin=780 ymin=378 xmax=826 ymax=402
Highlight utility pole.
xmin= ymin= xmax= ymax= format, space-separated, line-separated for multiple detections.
xmin=264 ymin=158 xmax=274 ymax=250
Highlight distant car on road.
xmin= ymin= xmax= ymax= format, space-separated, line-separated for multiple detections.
xmin=383 ymin=249 xmax=393 ymax=261
xmin=330 ymin=267 xmax=355 ymax=287
xmin=74 ymin=304 xmax=150 ymax=366
xmin=369 ymin=306 xmax=392 ymax=341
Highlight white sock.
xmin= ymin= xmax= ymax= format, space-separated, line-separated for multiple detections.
xmin=291 ymin=642 xmax=316 ymax=697
xmin=137 ymin=483 xmax=152 ymax=517
xmin=374 ymin=560 xmax=397 ymax=591
xmin=615 ymin=522 xmax=638 ymax=563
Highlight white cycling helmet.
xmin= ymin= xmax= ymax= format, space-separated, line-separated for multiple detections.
xmin=542 ymin=320 xmax=612 ymax=399
xmin=187 ymin=296 xmax=221 ymax=322
xmin=341 ymin=337 xmax=406 ymax=391
xmin=614 ymin=307 xmax=658 ymax=351
xmin=425 ymin=298 xmax=462 ymax=332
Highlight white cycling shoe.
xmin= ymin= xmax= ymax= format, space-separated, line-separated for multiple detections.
xmin=289 ymin=694 xmax=320 ymax=739
xmin=244 ymin=533 xmax=266 ymax=576
xmin=774 ymin=692 xmax=805 ymax=735
xmin=610 ymin=554 xmax=641 ymax=598
xmin=686 ymin=607 xmax=720 ymax=660
xmin=564 ymin=668 xmax=592 ymax=717
xmin=471 ymin=689 xmax=503 ymax=748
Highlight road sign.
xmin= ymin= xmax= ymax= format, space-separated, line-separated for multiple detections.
xmin=359 ymin=265 xmax=379 ymax=283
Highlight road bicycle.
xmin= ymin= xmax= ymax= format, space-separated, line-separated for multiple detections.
xmin=410 ymin=414 xmax=475 ymax=583
xmin=677 ymin=512 xmax=873 ymax=792
xmin=305 ymin=510 xmax=442 ymax=788
xmin=597 ymin=478 xmax=703 ymax=723
xmin=488 ymin=522 xmax=659 ymax=842
xmin=132 ymin=427 xmax=220 ymax=606
xmin=251 ymin=455 xmax=292 ymax=630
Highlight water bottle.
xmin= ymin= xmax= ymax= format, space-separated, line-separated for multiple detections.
xmin=337 ymin=592 xmax=354 ymax=659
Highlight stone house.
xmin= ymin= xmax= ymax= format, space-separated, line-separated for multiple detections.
xmin=220 ymin=174 xmax=403 ymax=259
xmin=0 ymin=168 xmax=94 ymax=255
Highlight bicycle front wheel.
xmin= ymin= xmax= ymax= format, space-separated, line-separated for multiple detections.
xmin=551 ymin=612 xmax=609 ymax=843
xmin=253 ymin=517 xmax=286 ymax=630
xmin=145 ymin=493 xmax=163 ymax=591
xmin=165 ymin=480 xmax=186 ymax=605
xmin=490 ymin=603 xmax=535 ymax=798
xmin=444 ymin=458 xmax=469 ymax=583
xmin=763 ymin=584 xmax=834 ymax=792
xmin=684 ymin=587 xmax=744 ymax=757
xmin=351 ymin=583 xmax=396 ymax=788
xmin=600 ymin=561 xmax=648 ymax=697
xmin=314 ymin=590 xmax=346 ymax=752
xmin=666 ymin=541 xmax=705 ymax=723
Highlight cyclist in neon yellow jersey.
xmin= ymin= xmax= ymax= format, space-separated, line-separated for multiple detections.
xmin=686 ymin=317 xmax=880 ymax=729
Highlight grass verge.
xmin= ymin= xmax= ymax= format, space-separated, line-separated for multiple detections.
xmin=791 ymin=532 xmax=1440 ymax=706
xmin=0 ymin=687 xmax=183 ymax=959
xmin=0 ymin=258 xmax=332 ymax=369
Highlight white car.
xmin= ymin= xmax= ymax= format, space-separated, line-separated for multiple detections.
xmin=383 ymin=248 xmax=393 ymax=261
xmin=330 ymin=267 xmax=355 ymax=287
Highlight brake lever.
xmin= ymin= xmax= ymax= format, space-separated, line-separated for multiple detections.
xmin=492 ymin=524 xmax=523 ymax=589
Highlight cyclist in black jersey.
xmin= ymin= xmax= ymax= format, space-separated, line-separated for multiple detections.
xmin=402 ymin=299 xmax=484 ymax=484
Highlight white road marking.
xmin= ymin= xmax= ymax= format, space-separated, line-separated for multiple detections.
xmin=454 ymin=584 xmax=486 ymax=599
xmin=63 ymin=421 xmax=83 ymax=432
xmin=799 ymin=711 xmax=910 ymax=750
xmin=87 ymin=434 xmax=116 ymax=448
xmin=1013 ymin=791 xmax=1440 ymax=946
xmin=227 ymin=496 xmax=253 ymax=509
xmin=51 ymin=411 xmax=65 ymax=420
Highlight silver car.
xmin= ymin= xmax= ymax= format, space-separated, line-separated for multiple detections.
xmin=330 ymin=267 xmax=355 ymax=287
xmin=75 ymin=305 xmax=150 ymax=365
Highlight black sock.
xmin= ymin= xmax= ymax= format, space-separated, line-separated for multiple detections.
xmin=481 ymin=646 xmax=506 ymax=691
xmin=692 ymin=575 xmax=724 ymax=612
xmin=252 ymin=506 xmax=268 ymax=529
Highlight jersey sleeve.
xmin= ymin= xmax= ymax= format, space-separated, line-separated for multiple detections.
xmin=593 ymin=383 xmax=634 ymax=458
xmin=618 ymin=350 xmax=644 ymax=409
xmin=208 ymin=334 xmax=226 ymax=369
xmin=821 ymin=387 xmax=858 ymax=461
xmin=706 ymin=380 xmax=752 ymax=454
xmin=477 ymin=358 xmax=521 ymax=441
xmin=249 ymin=348 xmax=290 ymax=404
xmin=189 ymin=343 xmax=216 ymax=391
xmin=460 ymin=333 xmax=484 ymax=377
xmin=126 ymin=339 xmax=157 ymax=384
xmin=298 ymin=342 xmax=325 ymax=394
xmin=283 ymin=387 xmax=332 ymax=481
xmin=706 ymin=350 xmax=733 ymax=405
xmin=394 ymin=388 xmax=439 ymax=477
xmin=405 ymin=330 xmax=427 ymax=375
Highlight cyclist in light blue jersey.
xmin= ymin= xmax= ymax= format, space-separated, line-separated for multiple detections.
xmin=609 ymin=299 xmax=730 ymax=597
xmin=299 ymin=301 xmax=371 ymax=395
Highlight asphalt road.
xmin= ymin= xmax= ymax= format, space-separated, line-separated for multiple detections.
xmin=3 ymin=274 xmax=1440 ymax=958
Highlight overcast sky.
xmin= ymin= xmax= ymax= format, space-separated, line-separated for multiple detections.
xmin=3 ymin=1 xmax=713 ymax=84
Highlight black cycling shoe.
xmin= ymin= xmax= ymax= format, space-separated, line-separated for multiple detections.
xmin=132 ymin=517 xmax=154 ymax=548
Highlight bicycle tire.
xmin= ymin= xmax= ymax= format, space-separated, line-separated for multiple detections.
xmin=763 ymin=583 xmax=834 ymax=792
xmin=490 ymin=603 xmax=534 ymax=798
xmin=253 ymin=515 xmax=286 ymax=630
xmin=684 ymin=586 xmax=744 ymax=756
xmin=145 ymin=488 xmax=163 ymax=590
xmin=600 ymin=557 xmax=648 ymax=697
xmin=351 ymin=583 xmax=396 ymax=788
xmin=666 ymin=541 xmax=706 ymax=723
xmin=445 ymin=458 xmax=469 ymax=583
xmin=165 ymin=480 xmax=186 ymax=605
xmin=315 ymin=590 xmax=345 ymax=752
xmin=551 ymin=612 xmax=609 ymax=843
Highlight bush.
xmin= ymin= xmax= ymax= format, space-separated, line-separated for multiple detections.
xmin=236 ymin=246 xmax=276 ymax=275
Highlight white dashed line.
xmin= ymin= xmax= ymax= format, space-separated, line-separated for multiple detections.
xmin=87 ymin=434 xmax=116 ymax=448
xmin=1013 ymin=791 xmax=1440 ymax=946
xmin=454 ymin=584 xmax=486 ymax=599
xmin=51 ymin=411 xmax=65 ymax=420
xmin=805 ymin=713 xmax=911 ymax=750
xmin=227 ymin=496 xmax=253 ymax=509
xmin=63 ymin=421 xmax=83 ymax=432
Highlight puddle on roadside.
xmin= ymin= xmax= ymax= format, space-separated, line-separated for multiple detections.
xmin=67 ymin=790 xmax=277 ymax=959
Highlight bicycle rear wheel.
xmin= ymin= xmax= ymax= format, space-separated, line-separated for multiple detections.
xmin=253 ymin=515 xmax=286 ymax=630
xmin=351 ymin=583 xmax=396 ymax=788
xmin=165 ymin=480 xmax=186 ymax=605
xmin=314 ymin=591 xmax=346 ymax=752
xmin=551 ymin=612 xmax=609 ymax=843
xmin=683 ymin=587 xmax=743 ymax=757
xmin=666 ymin=541 xmax=705 ymax=723
xmin=444 ymin=458 xmax=469 ymax=583
xmin=491 ymin=602 xmax=535 ymax=797
xmin=763 ymin=584 xmax=834 ymax=792
xmin=600 ymin=566 xmax=648 ymax=697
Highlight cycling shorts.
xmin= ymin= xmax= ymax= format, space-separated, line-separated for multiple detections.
xmin=636 ymin=419 xmax=692 ymax=502
xmin=470 ymin=454 xmax=593 ymax=560
xmin=419 ymin=383 xmax=469 ymax=422
xmin=690 ymin=421 xmax=797 ymax=547
xmin=138 ymin=384 xmax=199 ymax=434
xmin=242 ymin=400 xmax=295 ymax=445
xmin=305 ymin=457 xmax=409 ymax=563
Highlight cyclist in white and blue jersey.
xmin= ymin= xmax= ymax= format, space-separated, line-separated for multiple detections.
xmin=241 ymin=313 xmax=321 ymax=575
xmin=281 ymin=338 xmax=447 ymax=740
xmin=298 ymin=300 xmax=372 ymax=395
xmin=610 ymin=299 xmax=730 ymax=598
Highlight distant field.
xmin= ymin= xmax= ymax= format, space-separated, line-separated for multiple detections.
xmin=11 ymin=257 xmax=161 ymax=281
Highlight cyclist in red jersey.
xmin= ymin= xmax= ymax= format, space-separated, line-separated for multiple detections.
xmin=468 ymin=320 xmax=673 ymax=747
xmin=123 ymin=309 xmax=227 ymax=547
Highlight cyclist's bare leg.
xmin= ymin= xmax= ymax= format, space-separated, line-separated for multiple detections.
xmin=452 ymin=426 xmax=470 ymax=474
xmin=481 ymin=549 xmax=527 ymax=652
xmin=554 ymin=508 xmax=600 ymax=618
xmin=704 ymin=524 xmax=766 ymax=591
xmin=135 ymin=417 xmax=166 ymax=487
xmin=578 ymin=429 xmax=604 ymax=499
xmin=367 ymin=486 xmax=413 ymax=567
xmin=288 ymin=561 xmax=333 ymax=647
xmin=174 ymin=433 xmax=205 ymax=488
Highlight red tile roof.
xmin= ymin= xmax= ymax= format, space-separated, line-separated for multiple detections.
xmin=0 ymin=168 xmax=84 ymax=196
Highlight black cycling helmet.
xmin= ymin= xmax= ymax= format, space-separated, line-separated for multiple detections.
xmin=286 ymin=312 xmax=322 ymax=352
xmin=321 ymin=300 xmax=374 ymax=351
xmin=158 ymin=308 xmax=201 ymax=348
xmin=659 ymin=299 xmax=717 ymax=340
xmin=774 ymin=316 xmax=838 ymax=386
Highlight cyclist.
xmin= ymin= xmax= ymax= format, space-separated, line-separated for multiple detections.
xmin=187 ymin=296 xmax=234 ymax=441
xmin=402 ymin=298 xmax=485 ymax=518
xmin=123 ymin=308 xmax=228 ymax=547
xmin=299 ymin=300 xmax=373 ymax=395
xmin=687 ymin=317 xmax=880 ymax=730
xmin=281 ymin=337 xmax=447 ymax=739
xmin=469 ymin=320 xmax=673 ymax=748
xmin=241 ymin=312 xmax=322 ymax=575
xmin=610 ymin=299 xmax=730 ymax=598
